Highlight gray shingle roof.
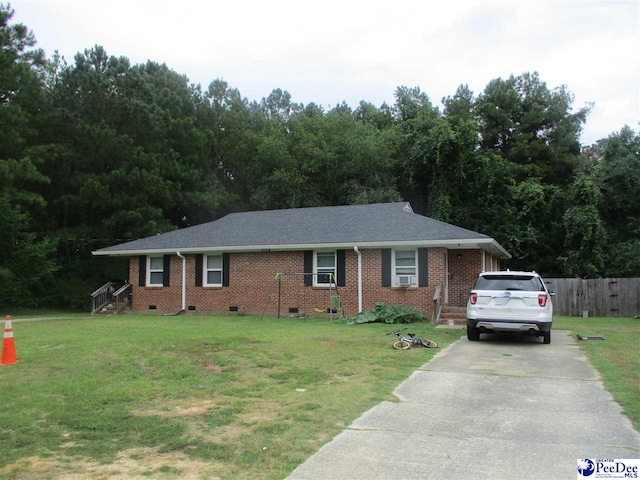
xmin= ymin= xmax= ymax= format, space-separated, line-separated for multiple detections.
xmin=93 ymin=202 xmax=510 ymax=258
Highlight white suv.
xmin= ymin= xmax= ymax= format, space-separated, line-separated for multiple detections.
xmin=466 ymin=271 xmax=554 ymax=344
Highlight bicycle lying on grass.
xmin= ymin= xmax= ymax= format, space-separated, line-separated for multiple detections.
xmin=386 ymin=328 xmax=438 ymax=350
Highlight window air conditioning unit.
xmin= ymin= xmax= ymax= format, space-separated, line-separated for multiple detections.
xmin=397 ymin=275 xmax=414 ymax=286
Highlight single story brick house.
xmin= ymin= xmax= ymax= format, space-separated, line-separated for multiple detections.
xmin=92 ymin=202 xmax=510 ymax=318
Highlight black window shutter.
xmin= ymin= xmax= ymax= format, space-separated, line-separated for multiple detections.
xmin=337 ymin=250 xmax=346 ymax=287
xmin=195 ymin=254 xmax=203 ymax=286
xmin=163 ymin=255 xmax=171 ymax=286
xmin=303 ymin=251 xmax=313 ymax=286
xmin=381 ymin=249 xmax=392 ymax=287
xmin=418 ymin=248 xmax=428 ymax=287
xmin=222 ymin=253 xmax=230 ymax=287
xmin=138 ymin=256 xmax=146 ymax=287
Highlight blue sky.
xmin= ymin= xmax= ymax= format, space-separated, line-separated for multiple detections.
xmin=13 ymin=0 xmax=640 ymax=145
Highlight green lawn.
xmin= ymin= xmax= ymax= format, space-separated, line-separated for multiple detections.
xmin=0 ymin=314 xmax=462 ymax=479
xmin=553 ymin=316 xmax=640 ymax=431
xmin=1 ymin=314 xmax=637 ymax=479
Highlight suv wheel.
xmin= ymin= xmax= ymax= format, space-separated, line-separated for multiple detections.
xmin=542 ymin=331 xmax=551 ymax=344
xmin=467 ymin=325 xmax=480 ymax=341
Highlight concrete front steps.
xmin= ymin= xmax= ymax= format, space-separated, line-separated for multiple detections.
xmin=438 ymin=305 xmax=467 ymax=326
xmin=93 ymin=303 xmax=130 ymax=315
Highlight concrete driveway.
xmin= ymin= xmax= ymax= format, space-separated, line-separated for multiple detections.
xmin=288 ymin=331 xmax=640 ymax=480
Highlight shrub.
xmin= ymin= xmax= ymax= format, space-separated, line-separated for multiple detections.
xmin=347 ymin=302 xmax=428 ymax=325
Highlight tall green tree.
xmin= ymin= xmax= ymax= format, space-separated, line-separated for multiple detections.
xmin=594 ymin=126 xmax=640 ymax=276
xmin=473 ymin=72 xmax=589 ymax=274
xmin=40 ymin=48 xmax=230 ymax=237
xmin=31 ymin=47 xmax=235 ymax=306
xmin=559 ymin=174 xmax=607 ymax=277
xmin=475 ymin=72 xmax=588 ymax=183
xmin=250 ymin=102 xmax=400 ymax=209
xmin=0 ymin=3 xmax=46 ymax=160
xmin=0 ymin=4 xmax=57 ymax=306
xmin=391 ymin=86 xmax=441 ymax=214
xmin=200 ymin=79 xmax=259 ymax=209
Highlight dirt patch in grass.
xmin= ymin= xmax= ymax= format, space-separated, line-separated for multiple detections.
xmin=173 ymin=400 xmax=217 ymax=417
xmin=203 ymin=359 xmax=223 ymax=375
xmin=209 ymin=424 xmax=248 ymax=443
xmin=133 ymin=398 xmax=217 ymax=418
xmin=131 ymin=396 xmax=254 ymax=446
xmin=1 ymin=448 xmax=218 ymax=479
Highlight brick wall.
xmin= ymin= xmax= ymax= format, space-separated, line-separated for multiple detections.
xmin=129 ymin=247 xmax=489 ymax=317
xmin=447 ymin=249 xmax=500 ymax=307
xmin=129 ymin=257 xmax=182 ymax=313
xmin=350 ymin=249 xmax=440 ymax=315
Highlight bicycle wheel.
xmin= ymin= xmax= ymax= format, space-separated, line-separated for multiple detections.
xmin=392 ymin=340 xmax=411 ymax=350
xmin=421 ymin=339 xmax=438 ymax=348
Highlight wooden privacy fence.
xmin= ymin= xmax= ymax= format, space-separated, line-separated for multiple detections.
xmin=545 ymin=278 xmax=640 ymax=317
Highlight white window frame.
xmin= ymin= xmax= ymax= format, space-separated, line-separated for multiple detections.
xmin=392 ymin=249 xmax=418 ymax=286
xmin=313 ymin=251 xmax=336 ymax=287
xmin=147 ymin=256 xmax=164 ymax=287
xmin=204 ymin=254 xmax=223 ymax=287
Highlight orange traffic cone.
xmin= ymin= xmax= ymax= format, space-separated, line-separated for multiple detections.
xmin=1 ymin=315 xmax=18 ymax=366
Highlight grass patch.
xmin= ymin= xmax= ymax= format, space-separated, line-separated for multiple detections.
xmin=554 ymin=316 xmax=640 ymax=430
xmin=0 ymin=314 xmax=461 ymax=479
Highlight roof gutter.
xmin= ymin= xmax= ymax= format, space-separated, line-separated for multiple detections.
xmin=92 ymin=238 xmax=511 ymax=259
xmin=353 ymin=246 xmax=363 ymax=313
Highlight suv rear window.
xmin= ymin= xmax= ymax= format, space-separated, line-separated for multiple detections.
xmin=474 ymin=275 xmax=545 ymax=292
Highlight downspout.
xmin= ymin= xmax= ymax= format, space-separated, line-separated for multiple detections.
xmin=176 ymin=251 xmax=186 ymax=312
xmin=353 ymin=246 xmax=362 ymax=313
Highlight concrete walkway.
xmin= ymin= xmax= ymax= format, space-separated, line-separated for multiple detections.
xmin=288 ymin=331 xmax=640 ymax=480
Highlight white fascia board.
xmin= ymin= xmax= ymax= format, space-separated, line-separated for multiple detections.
xmin=92 ymin=238 xmax=511 ymax=259
xmin=92 ymin=249 xmax=169 ymax=256
xmin=483 ymin=239 xmax=511 ymax=259
xmin=446 ymin=239 xmax=511 ymax=259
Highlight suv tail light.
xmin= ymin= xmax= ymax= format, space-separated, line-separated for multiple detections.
xmin=538 ymin=294 xmax=548 ymax=307
xmin=469 ymin=292 xmax=477 ymax=305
